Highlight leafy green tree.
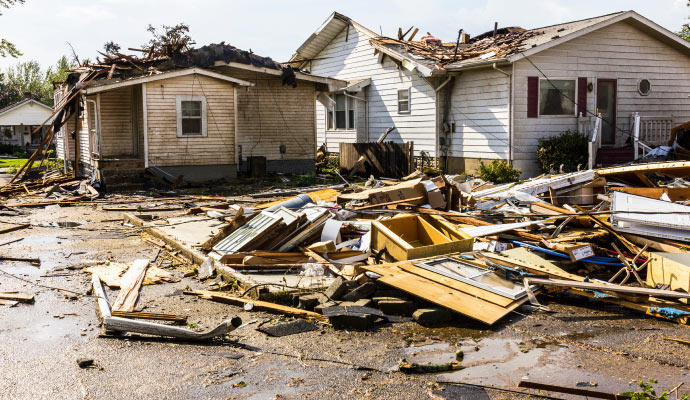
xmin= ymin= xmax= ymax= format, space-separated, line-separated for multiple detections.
xmin=0 ymin=0 xmax=24 ymax=57
xmin=0 ymin=56 xmax=76 ymax=108
xmin=680 ymin=1 xmax=690 ymax=41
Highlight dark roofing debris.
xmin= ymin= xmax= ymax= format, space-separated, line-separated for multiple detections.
xmin=79 ymin=42 xmax=288 ymax=84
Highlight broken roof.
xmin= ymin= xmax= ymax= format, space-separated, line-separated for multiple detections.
xmin=69 ymin=42 xmax=345 ymax=92
xmin=295 ymin=10 xmax=690 ymax=76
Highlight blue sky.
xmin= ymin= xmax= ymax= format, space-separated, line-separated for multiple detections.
xmin=0 ymin=0 xmax=689 ymax=70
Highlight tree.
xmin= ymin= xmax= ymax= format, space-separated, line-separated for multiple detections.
xmin=0 ymin=56 xmax=76 ymax=108
xmin=0 ymin=0 xmax=24 ymax=58
xmin=680 ymin=1 xmax=690 ymax=41
xmin=143 ymin=23 xmax=195 ymax=57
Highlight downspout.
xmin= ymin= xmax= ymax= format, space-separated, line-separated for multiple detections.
xmin=434 ymin=76 xmax=453 ymax=171
xmin=492 ymin=63 xmax=513 ymax=164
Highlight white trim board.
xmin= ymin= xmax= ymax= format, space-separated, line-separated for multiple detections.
xmin=83 ymin=68 xmax=254 ymax=95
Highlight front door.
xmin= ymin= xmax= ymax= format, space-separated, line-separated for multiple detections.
xmin=597 ymin=79 xmax=617 ymax=145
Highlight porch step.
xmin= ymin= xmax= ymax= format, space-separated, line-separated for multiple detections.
xmin=595 ymin=147 xmax=635 ymax=167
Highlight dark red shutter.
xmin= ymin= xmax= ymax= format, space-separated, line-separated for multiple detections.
xmin=577 ymin=77 xmax=587 ymax=117
xmin=527 ymin=76 xmax=538 ymax=118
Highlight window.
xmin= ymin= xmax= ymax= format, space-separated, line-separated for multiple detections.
xmin=539 ymin=79 xmax=576 ymax=116
xmin=638 ymin=79 xmax=651 ymax=96
xmin=176 ymin=95 xmax=207 ymax=137
xmin=398 ymin=88 xmax=410 ymax=113
xmin=327 ymin=93 xmax=355 ymax=130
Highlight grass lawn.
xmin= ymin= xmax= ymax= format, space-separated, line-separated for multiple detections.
xmin=0 ymin=158 xmax=30 ymax=168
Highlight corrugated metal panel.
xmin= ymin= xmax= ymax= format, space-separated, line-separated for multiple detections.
xmin=213 ymin=212 xmax=282 ymax=254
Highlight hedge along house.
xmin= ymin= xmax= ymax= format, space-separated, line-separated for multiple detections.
xmin=291 ymin=11 xmax=690 ymax=177
xmin=55 ymin=43 xmax=345 ymax=183
xmin=0 ymin=98 xmax=53 ymax=150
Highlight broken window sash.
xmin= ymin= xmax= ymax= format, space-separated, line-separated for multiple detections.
xmin=539 ymin=79 xmax=576 ymax=116
xmin=398 ymin=88 xmax=410 ymax=113
xmin=415 ymin=257 xmax=533 ymax=300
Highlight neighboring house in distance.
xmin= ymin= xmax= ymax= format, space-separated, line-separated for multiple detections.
xmin=55 ymin=43 xmax=344 ymax=183
xmin=0 ymin=98 xmax=52 ymax=149
xmin=291 ymin=11 xmax=690 ymax=177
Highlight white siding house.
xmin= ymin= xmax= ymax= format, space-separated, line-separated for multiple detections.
xmin=293 ymin=11 xmax=690 ymax=177
xmin=294 ymin=15 xmax=439 ymax=158
xmin=0 ymin=99 xmax=53 ymax=149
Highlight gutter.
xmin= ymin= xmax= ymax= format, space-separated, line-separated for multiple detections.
xmin=444 ymin=58 xmax=510 ymax=73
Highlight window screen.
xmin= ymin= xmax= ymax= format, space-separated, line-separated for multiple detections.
xmin=181 ymin=100 xmax=202 ymax=135
xmin=398 ymin=89 xmax=410 ymax=113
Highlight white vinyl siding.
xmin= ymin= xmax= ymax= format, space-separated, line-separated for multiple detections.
xmin=512 ymin=20 xmax=690 ymax=176
xmin=448 ymin=68 xmax=510 ymax=160
xmin=309 ymin=25 xmax=436 ymax=155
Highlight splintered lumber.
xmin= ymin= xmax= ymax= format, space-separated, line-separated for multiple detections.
xmin=517 ymin=380 xmax=631 ymax=400
xmin=0 ymin=238 xmax=23 ymax=246
xmin=112 ymin=259 xmax=149 ymax=312
xmin=0 ymin=223 xmax=29 ymax=235
xmin=185 ymin=290 xmax=328 ymax=322
xmin=102 ymin=206 xmax=183 ymax=211
xmin=92 ymin=275 xmax=240 ymax=340
xmin=611 ymin=187 xmax=690 ymax=202
xmin=300 ymin=247 xmax=342 ymax=276
xmin=525 ymin=277 xmax=690 ymax=300
xmin=482 ymin=248 xmax=585 ymax=282
xmin=85 ymin=262 xmax=176 ymax=287
xmin=111 ymin=311 xmax=187 ymax=324
xmin=361 ymin=262 xmax=527 ymax=325
xmin=219 ymin=251 xmax=309 ymax=265
xmin=254 ymin=188 xmax=340 ymax=210
xmin=0 ymin=256 xmax=40 ymax=265
xmin=0 ymin=292 xmax=34 ymax=303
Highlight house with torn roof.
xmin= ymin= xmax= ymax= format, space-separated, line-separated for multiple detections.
xmin=291 ymin=11 xmax=690 ymax=176
xmin=0 ymin=98 xmax=53 ymax=149
xmin=55 ymin=43 xmax=344 ymax=184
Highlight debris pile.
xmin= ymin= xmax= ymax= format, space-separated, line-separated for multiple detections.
xmin=93 ymin=160 xmax=690 ymax=333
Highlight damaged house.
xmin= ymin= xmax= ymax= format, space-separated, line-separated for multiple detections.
xmin=291 ymin=11 xmax=690 ymax=176
xmin=55 ymin=43 xmax=344 ymax=183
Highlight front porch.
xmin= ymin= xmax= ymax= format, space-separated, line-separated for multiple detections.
xmin=578 ymin=113 xmax=674 ymax=168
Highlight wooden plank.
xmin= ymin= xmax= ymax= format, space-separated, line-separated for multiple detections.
xmin=111 ymin=310 xmax=187 ymax=324
xmin=526 ymin=277 xmax=690 ymax=300
xmin=483 ymin=248 xmax=585 ymax=282
xmin=0 ymin=223 xmax=30 ymax=235
xmin=185 ymin=290 xmax=328 ymax=322
xmin=361 ymin=263 xmax=524 ymax=325
xmin=395 ymin=262 xmax=516 ymax=307
xmin=517 ymin=380 xmax=631 ymax=400
xmin=0 ymin=292 xmax=34 ymax=303
xmin=112 ymin=259 xmax=149 ymax=312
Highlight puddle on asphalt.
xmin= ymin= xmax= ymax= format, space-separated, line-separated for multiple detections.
xmin=402 ymin=337 xmax=573 ymax=387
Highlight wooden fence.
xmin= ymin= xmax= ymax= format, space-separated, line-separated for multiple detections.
xmin=339 ymin=142 xmax=414 ymax=178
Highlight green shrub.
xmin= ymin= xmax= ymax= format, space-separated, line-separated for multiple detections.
xmin=537 ymin=130 xmax=588 ymax=173
xmin=478 ymin=159 xmax=521 ymax=184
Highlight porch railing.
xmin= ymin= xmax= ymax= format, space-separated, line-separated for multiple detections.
xmin=578 ymin=113 xmax=602 ymax=170
xmin=630 ymin=113 xmax=672 ymax=159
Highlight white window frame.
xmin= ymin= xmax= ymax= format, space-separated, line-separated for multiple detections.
xmin=397 ymin=88 xmax=411 ymax=114
xmin=176 ymin=95 xmax=207 ymax=137
xmin=537 ymin=78 xmax=577 ymax=118
xmin=326 ymin=92 xmax=356 ymax=132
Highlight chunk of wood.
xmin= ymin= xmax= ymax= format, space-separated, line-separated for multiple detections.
xmin=185 ymin=290 xmax=328 ymax=322
xmin=112 ymin=259 xmax=149 ymax=312
xmin=111 ymin=310 xmax=187 ymax=324
xmin=306 ymin=240 xmax=336 ymax=253
xmin=517 ymin=380 xmax=631 ymax=400
xmin=0 ymin=292 xmax=34 ymax=303
xmin=0 ymin=256 xmax=40 ymax=265
xmin=0 ymin=223 xmax=30 ymax=235
xmin=102 ymin=316 xmax=242 ymax=340
xmin=525 ymin=277 xmax=690 ymax=300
